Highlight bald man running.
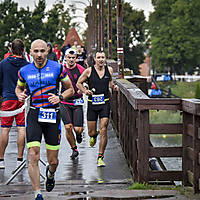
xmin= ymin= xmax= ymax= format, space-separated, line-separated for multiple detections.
xmin=15 ymin=39 xmax=74 ymax=200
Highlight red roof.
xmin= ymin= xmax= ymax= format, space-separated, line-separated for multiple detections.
xmin=62 ymin=27 xmax=84 ymax=47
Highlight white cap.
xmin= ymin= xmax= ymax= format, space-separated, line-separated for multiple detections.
xmin=65 ymin=48 xmax=77 ymax=56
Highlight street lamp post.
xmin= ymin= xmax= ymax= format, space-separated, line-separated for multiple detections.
xmin=100 ymin=0 xmax=104 ymax=51
xmin=107 ymin=0 xmax=112 ymax=58
xmin=117 ymin=0 xmax=124 ymax=78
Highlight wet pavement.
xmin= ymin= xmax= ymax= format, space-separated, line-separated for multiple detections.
xmin=0 ymin=112 xmax=134 ymax=199
xmin=0 ymin=100 xmax=190 ymax=200
xmin=0 ymin=122 xmax=189 ymax=200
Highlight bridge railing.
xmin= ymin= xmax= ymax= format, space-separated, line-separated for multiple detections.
xmin=110 ymin=78 xmax=200 ymax=193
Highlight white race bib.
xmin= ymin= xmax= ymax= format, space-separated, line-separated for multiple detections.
xmin=73 ymin=98 xmax=84 ymax=106
xmin=38 ymin=108 xmax=56 ymax=123
xmin=92 ymin=94 xmax=105 ymax=105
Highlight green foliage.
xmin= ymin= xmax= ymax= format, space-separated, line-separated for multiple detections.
xmin=0 ymin=0 xmax=72 ymax=58
xmin=195 ymin=82 xmax=200 ymax=99
xmin=150 ymin=110 xmax=182 ymax=124
xmin=129 ymin=182 xmax=187 ymax=196
xmin=149 ymin=0 xmax=200 ymax=74
xmin=169 ymin=81 xmax=196 ymax=98
xmin=129 ymin=182 xmax=159 ymax=190
xmin=85 ymin=0 xmax=147 ymax=74
xmin=158 ymin=81 xmax=196 ymax=98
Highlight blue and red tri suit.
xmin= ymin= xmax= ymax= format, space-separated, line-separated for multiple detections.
xmin=18 ymin=59 xmax=69 ymax=108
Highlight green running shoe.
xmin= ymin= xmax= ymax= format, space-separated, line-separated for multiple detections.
xmin=89 ymin=130 xmax=99 ymax=147
xmin=97 ymin=157 xmax=106 ymax=167
xmin=89 ymin=136 xmax=97 ymax=147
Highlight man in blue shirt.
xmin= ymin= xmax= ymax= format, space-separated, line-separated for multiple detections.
xmin=15 ymin=39 xmax=74 ymax=200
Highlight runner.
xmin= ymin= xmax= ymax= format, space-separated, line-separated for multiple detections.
xmin=60 ymin=48 xmax=85 ymax=160
xmin=15 ymin=39 xmax=74 ymax=200
xmin=77 ymin=51 xmax=118 ymax=167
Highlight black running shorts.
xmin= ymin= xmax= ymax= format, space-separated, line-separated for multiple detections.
xmin=87 ymin=101 xmax=110 ymax=121
xmin=60 ymin=103 xmax=83 ymax=127
xmin=26 ymin=108 xmax=61 ymax=150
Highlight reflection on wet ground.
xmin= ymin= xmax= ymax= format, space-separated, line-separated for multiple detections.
xmin=0 ymin=104 xmax=133 ymax=200
xmin=0 ymin=122 xmax=132 ymax=185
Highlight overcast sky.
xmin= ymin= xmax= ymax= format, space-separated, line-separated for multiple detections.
xmin=14 ymin=0 xmax=154 ymax=18
xmin=13 ymin=0 xmax=154 ymax=34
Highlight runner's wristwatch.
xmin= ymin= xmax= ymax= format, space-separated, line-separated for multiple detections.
xmin=59 ymin=95 xmax=64 ymax=101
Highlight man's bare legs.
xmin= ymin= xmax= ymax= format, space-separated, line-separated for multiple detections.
xmin=17 ymin=126 xmax=25 ymax=159
xmin=65 ymin=124 xmax=83 ymax=159
xmin=88 ymin=118 xmax=109 ymax=166
xmin=99 ymin=117 xmax=109 ymax=155
xmin=0 ymin=127 xmax=11 ymax=159
xmin=28 ymin=146 xmax=40 ymax=191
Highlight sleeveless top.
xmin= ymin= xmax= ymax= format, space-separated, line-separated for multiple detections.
xmin=18 ymin=60 xmax=69 ymax=108
xmin=88 ymin=65 xmax=111 ymax=100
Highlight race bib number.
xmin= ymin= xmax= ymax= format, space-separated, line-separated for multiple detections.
xmin=38 ymin=108 xmax=56 ymax=123
xmin=92 ymin=94 xmax=105 ymax=105
xmin=73 ymin=98 xmax=84 ymax=106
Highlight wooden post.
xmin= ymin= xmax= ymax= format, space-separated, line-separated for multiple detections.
xmin=182 ymin=112 xmax=192 ymax=186
xmin=193 ymin=115 xmax=200 ymax=193
xmin=137 ymin=110 xmax=149 ymax=182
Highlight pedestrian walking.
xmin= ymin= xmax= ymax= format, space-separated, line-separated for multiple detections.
xmin=77 ymin=51 xmax=118 ymax=167
xmin=15 ymin=39 xmax=74 ymax=200
xmin=60 ymin=48 xmax=85 ymax=160
xmin=0 ymin=39 xmax=29 ymax=169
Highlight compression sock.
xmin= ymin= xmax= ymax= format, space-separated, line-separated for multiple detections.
xmin=72 ymin=146 xmax=78 ymax=151
xmin=98 ymin=153 xmax=104 ymax=159
xmin=17 ymin=157 xmax=23 ymax=161
xmin=47 ymin=168 xmax=55 ymax=179
xmin=34 ymin=190 xmax=42 ymax=198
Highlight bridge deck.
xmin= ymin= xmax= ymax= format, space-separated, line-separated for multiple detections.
xmin=0 ymin=121 xmax=133 ymax=199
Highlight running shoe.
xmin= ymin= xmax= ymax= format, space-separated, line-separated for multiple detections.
xmin=0 ymin=161 xmax=5 ymax=169
xmin=70 ymin=149 xmax=79 ymax=160
xmin=76 ymin=133 xmax=82 ymax=144
xmin=44 ymin=165 xmax=55 ymax=192
xmin=89 ymin=136 xmax=97 ymax=147
xmin=35 ymin=194 xmax=44 ymax=200
xmin=97 ymin=157 xmax=106 ymax=167
xmin=89 ymin=130 xmax=99 ymax=147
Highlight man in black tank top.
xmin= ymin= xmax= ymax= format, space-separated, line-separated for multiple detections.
xmin=77 ymin=51 xmax=118 ymax=167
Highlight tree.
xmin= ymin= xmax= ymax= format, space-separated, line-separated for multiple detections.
xmin=0 ymin=0 xmax=21 ymax=57
xmin=149 ymin=0 xmax=200 ymax=74
xmin=0 ymin=0 xmax=73 ymax=57
xmin=85 ymin=0 xmax=147 ymax=74
xmin=43 ymin=0 xmax=72 ymax=47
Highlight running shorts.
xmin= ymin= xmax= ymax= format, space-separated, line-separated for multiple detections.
xmin=1 ymin=100 xmax=25 ymax=127
xmin=87 ymin=101 xmax=110 ymax=121
xmin=26 ymin=108 xmax=61 ymax=150
xmin=60 ymin=103 xmax=83 ymax=127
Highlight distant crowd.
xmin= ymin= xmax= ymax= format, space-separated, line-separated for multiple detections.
xmin=3 ymin=40 xmax=88 ymax=69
